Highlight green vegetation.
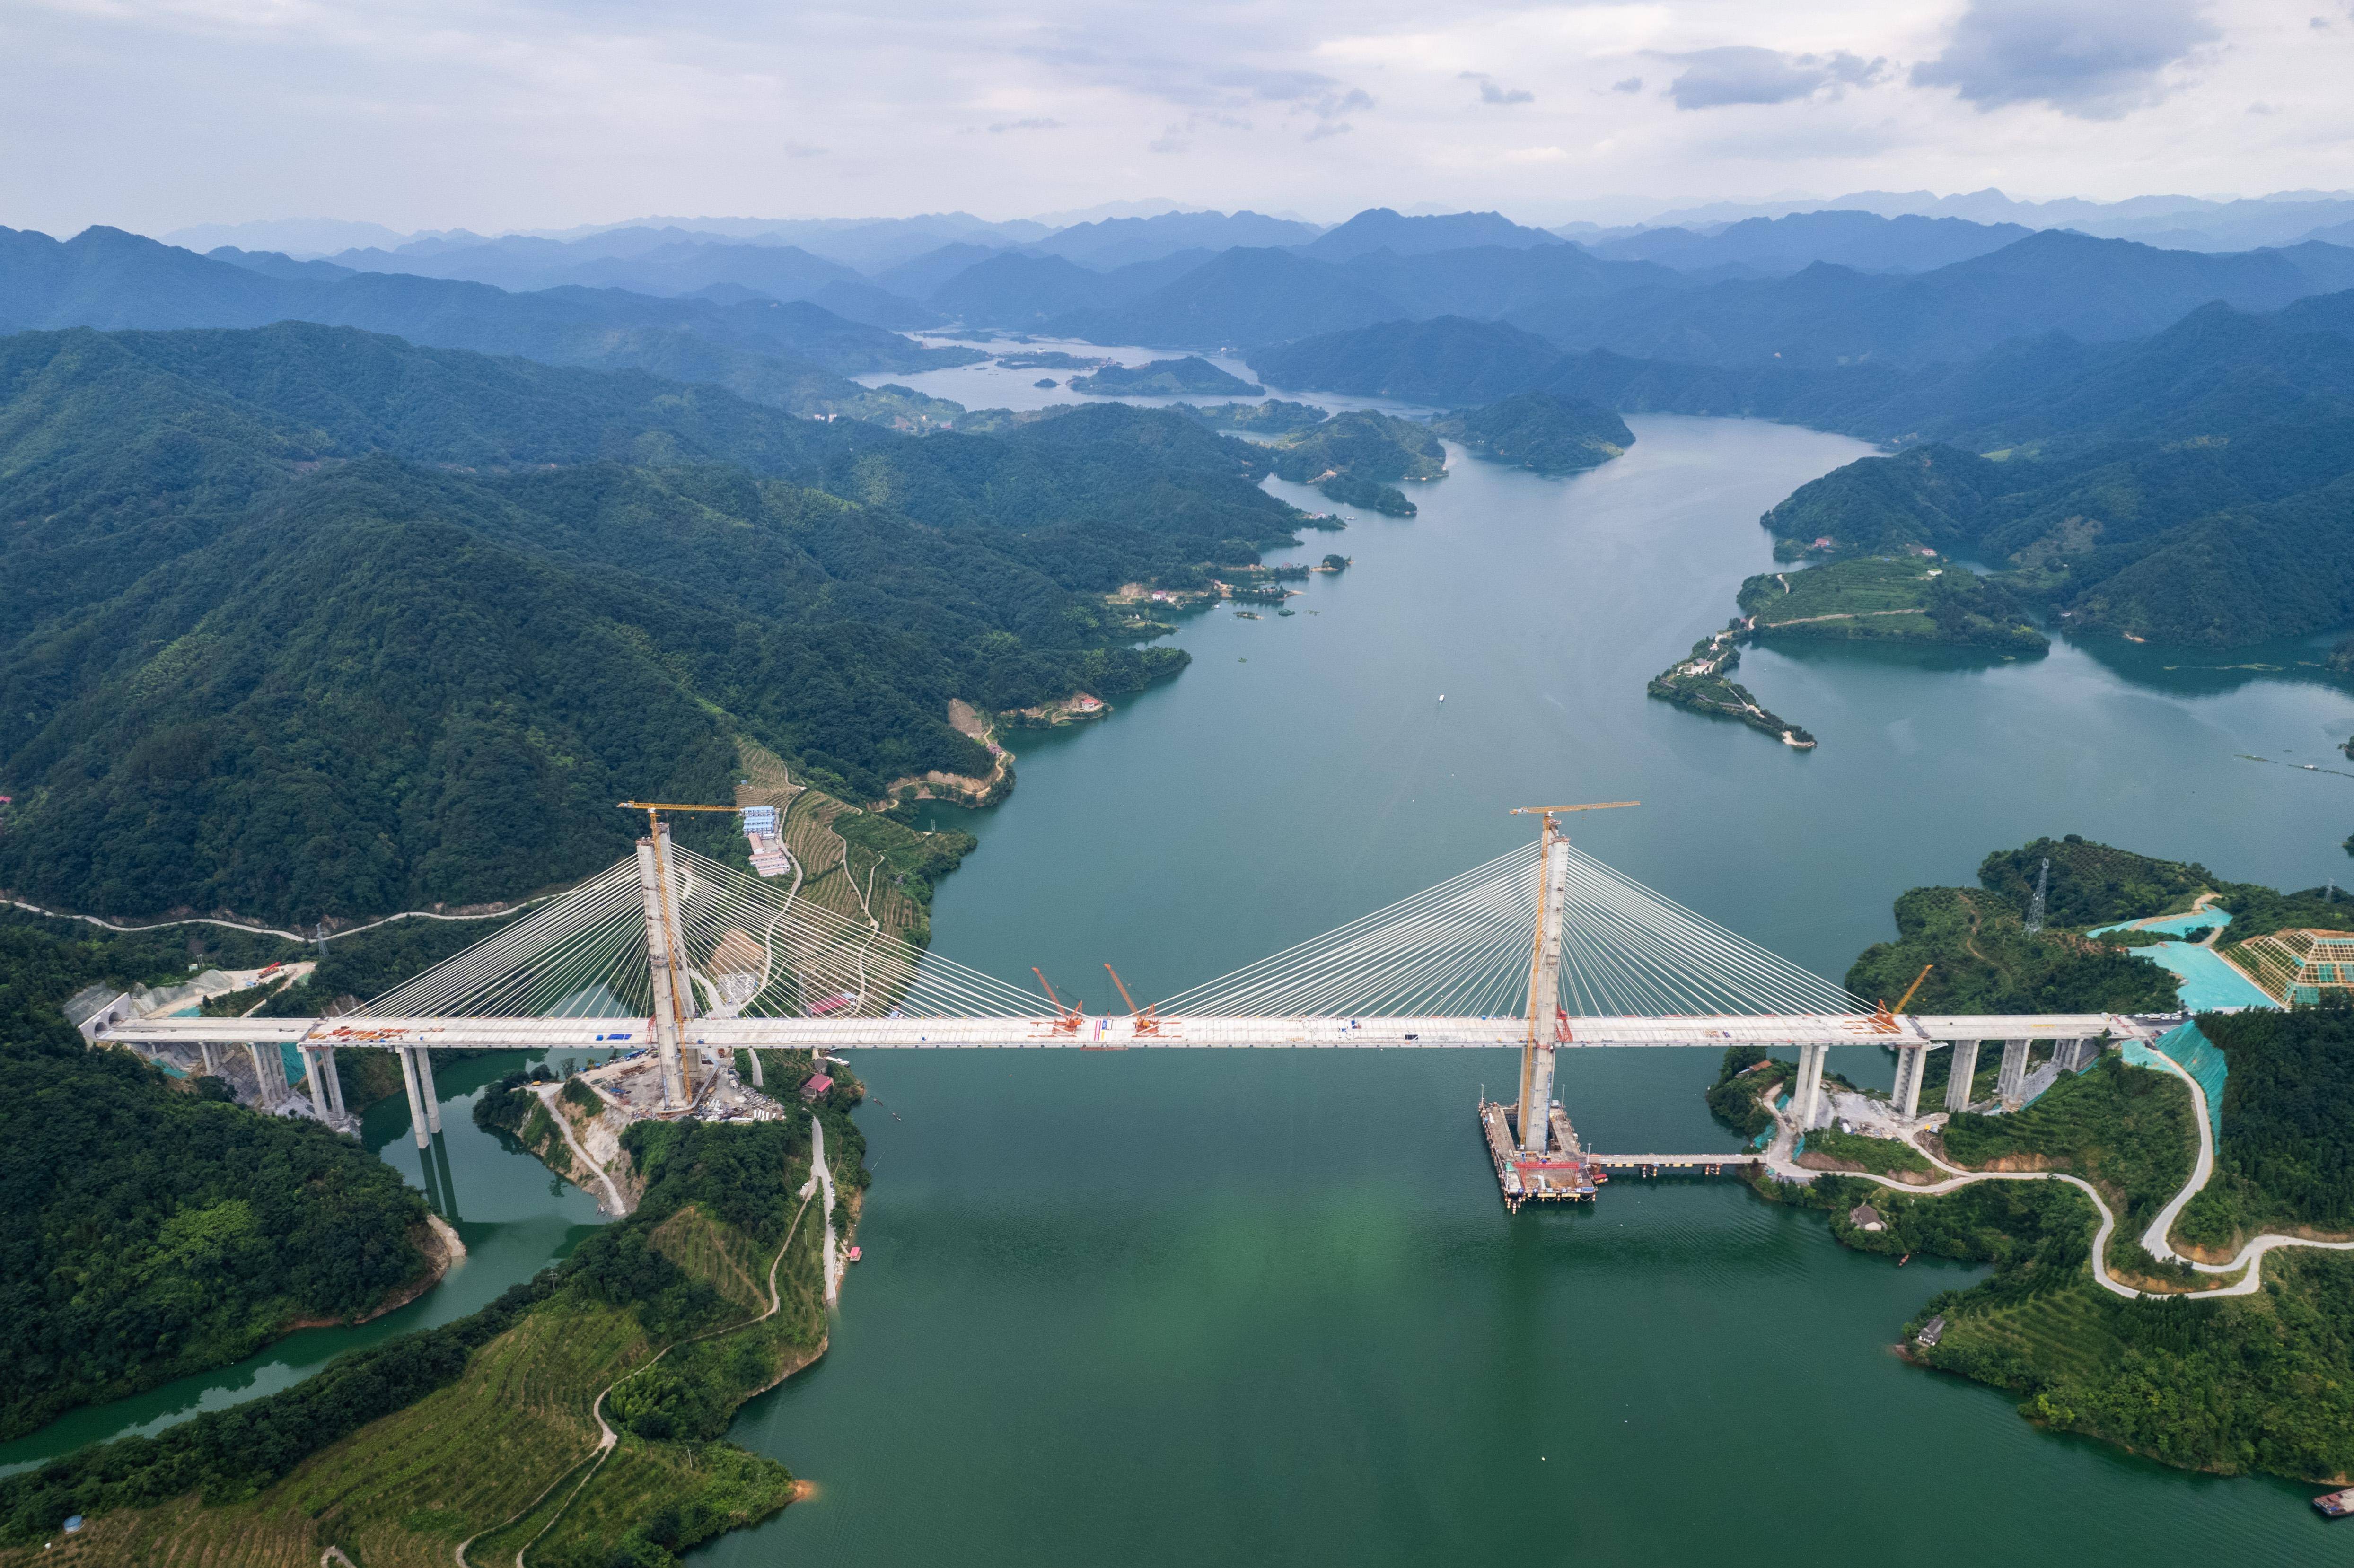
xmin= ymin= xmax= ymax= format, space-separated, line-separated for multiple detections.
xmin=0 ymin=324 xmax=1322 ymax=924
xmin=0 ymin=1112 xmax=843 ymax=1563
xmin=1179 ymin=399 xmax=1332 ymax=435
xmin=1268 ymin=409 xmax=1446 ymax=487
xmin=1775 ymin=834 xmax=2354 ymax=1481
xmin=1645 ymin=626 xmax=1816 ymax=747
xmin=1737 ymin=556 xmax=2047 ymax=650
xmin=1430 ymin=391 xmax=1633 ymax=474
xmin=1941 ymin=1057 xmax=2198 ymax=1242
xmin=2176 ymin=1008 xmax=2354 ymax=1253
xmin=1801 ymin=1123 xmax=1935 ymax=1177
xmin=1067 ymin=356 xmax=1261 ymax=396
xmin=1314 ymin=473 xmax=1416 ymax=516
xmin=0 ymin=914 xmax=430 ymax=1440
xmin=1977 ymin=835 xmax=2209 ymax=927
xmin=1704 ymin=1047 xmax=1791 ymax=1140
xmin=1845 ymin=888 xmax=2180 ymax=1018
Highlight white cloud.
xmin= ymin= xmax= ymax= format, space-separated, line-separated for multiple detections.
xmin=1660 ymin=46 xmax=1889 ymax=111
xmin=0 ymin=0 xmax=2348 ymax=235
xmin=1912 ymin=0 xmax=2220 ymax=118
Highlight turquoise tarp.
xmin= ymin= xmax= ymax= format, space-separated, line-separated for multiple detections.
xmin=2124 ymin=1021 xmax=2227 ymax=1139
xmin=2088 ymin=910 xmax=2234 ymax=938
xmin=2137 ymin=943 xmax=2278 ymax=1012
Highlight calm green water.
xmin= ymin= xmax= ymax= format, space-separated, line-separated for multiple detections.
xmin=709 ymin=414 xmax=2354 ymax=1565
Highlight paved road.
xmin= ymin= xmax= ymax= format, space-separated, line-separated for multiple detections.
xmin=1761 ymin=1045 xmax=2354 ymax=1300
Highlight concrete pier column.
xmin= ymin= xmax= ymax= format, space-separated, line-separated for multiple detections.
xmin=299 ymin=1044 xmax=329 ymax=1121
xmin=199 ymin=1041 xmax=218 ymax=1078
xmin=1892 ymin=1044 xmax=1929 ymax=1121
xmin=1997 ymin=1039 xmax=2032 ymax=1109
xmin=1516 ymin=834 xmax=1574 ymax=1157
xmin=246 ymin=1042 xmax=288 ymax=1107
xmin=412 ymin=1048 xmax=443 ymax=1133
xmin=321 ymin=1047 xmax=347 ymax=1117
xmin=636 ymin=832 xmax=691 ymax=1110
xmin=742 ymin=1048 xmax=764 ymax=1088
xmin=398 ymin=1046 xmax=430 ymax=1149
xmin=2052 ymin=1037 xmax=2099 ymax=1074
xmin=1792 ymin=1043 xmax=1828 ymax=1129
xmin=1945 ymin=1039 xmax=1983 ymax=1113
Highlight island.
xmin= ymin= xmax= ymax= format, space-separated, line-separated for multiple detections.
xmin=1430 ymin=391 xmax=1634 ymax=474
xmin=1067 ymin=356 xmax=1263 ymax=397
xmin=1715 ymin=835 xmax=2354 ymax=1487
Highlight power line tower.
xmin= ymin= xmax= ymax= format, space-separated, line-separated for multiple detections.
xmin=2024 ymin=857 xmax=2050 ymax=935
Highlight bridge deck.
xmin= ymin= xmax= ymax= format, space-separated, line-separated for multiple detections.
xmin=99 ymin=1011 xmax=2159 ymax=1051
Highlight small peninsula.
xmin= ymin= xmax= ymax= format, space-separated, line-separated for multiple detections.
xmin=1068 ymin=356 xmax=1262 ymax=396
xmin=1266 ymin=409 xmax=1446 ymax=515
xmin=1738 ymin=556 xmax=2048 ymax=650
xmin=1652 ymin=555 xmax=2049 ymax=746
xmin=1431 ymin=391 xmax=1634 ymax=474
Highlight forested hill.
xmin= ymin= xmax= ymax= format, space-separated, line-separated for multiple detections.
xmin=0 ymin=324 xmax=1310 ymax=923
xmin=0 ymin=225 xmax=973 ymax=426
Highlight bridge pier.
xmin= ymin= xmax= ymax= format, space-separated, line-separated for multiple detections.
xmin=1997 ymin=1038 xmax=2032 ymax=1109
xmin=1792 ymin=1043 xmax=1827 ymax=1128
xmin=1891 ymin=1043 xmax=1929 ymax=1121
xmin=398 ymin=1046 xmax=430 ymax=1149
xmin=741 ymin=1048 xmax=763 ymax=1088
xmin=2052 ymin=1036 xmax=2099 ymax=1074
xmin=246 ymin=1042 xmax=290 ymax=1107
xmin=1945 ymin=1039 xmax=1982 ymax=1112
xmin=320 ymin=1046 xmax=347 ymax=1117
xmin=412 ymin=1047 xmax=442 ymax=1133
xmin=299 ymin=1044 xmax=328 ymax=1121
xmin=198 ymin=1041 xmax=218 ymax=1078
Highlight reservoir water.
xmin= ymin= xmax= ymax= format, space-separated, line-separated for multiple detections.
xmin=20 ymin=410 xmax=2354 ymax=1559
xmin=712 ymin=412 xmax=2354 ymax=1566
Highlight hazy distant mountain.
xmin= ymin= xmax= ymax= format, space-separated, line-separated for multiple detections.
xmin=1032 ymin=210 xmax=1321 ymax=269
xmin=0 ymin=227 xmax=972 ymax=413
xmin=1249 ymin=316 xmax=1566 ymax=403
xmin=163 ymin=217 xmax=431 ymax=257
xmin=925 ymin=251 xmax=1215 ymax=328
xmin=1338 ymin=245 xmax=1672 ymax=318
xmin=1050 ymin=248 xmax=1404 ymax=348
xmin=1590 ymin=211 xmax=2035 ymax=276
xmin=207 ymin=246 xmax=359 ymax=282
xmin=930 ymin=253 xmax=1133 ymax=327
xmin=1510 ymin=230 xmax=2354 ymax=367
xmin=330 ymin=233 xmax=868 ymax=297
xmin=876 ymin=243 xmax=1003 ymax=300
xmin=1303 ymin=208 xmax=1564 ymax=262
xmin=1624 ymin=188 xmax=2354 ymax=255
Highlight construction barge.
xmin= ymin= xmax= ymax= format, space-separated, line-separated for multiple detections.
xmin=1477 ymin=1099 xmax=1762 ymax=1212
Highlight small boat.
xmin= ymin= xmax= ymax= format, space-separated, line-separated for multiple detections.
xmin=2316 ymin=1486 xmax=2354 ymax=1517
xmin=1438 ymin=694 xmax=1446 ymax=703
xmin=846 ymin=1246 xmax=863 ymax=1264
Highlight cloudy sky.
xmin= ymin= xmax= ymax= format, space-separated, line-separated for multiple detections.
xmin=4 ymin=0 xmax=2351 ymax=236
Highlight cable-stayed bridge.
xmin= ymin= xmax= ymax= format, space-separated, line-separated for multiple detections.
xmin=102 ymin=812 xmax=2157 ymax=1180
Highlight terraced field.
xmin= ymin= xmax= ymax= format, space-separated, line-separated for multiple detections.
xmin=4 ymin=1156 xmax=829 ymax=1567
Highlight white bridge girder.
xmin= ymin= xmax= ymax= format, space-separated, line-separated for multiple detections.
xmin=103 ymin=1011 xmax=2159 ymax=1053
